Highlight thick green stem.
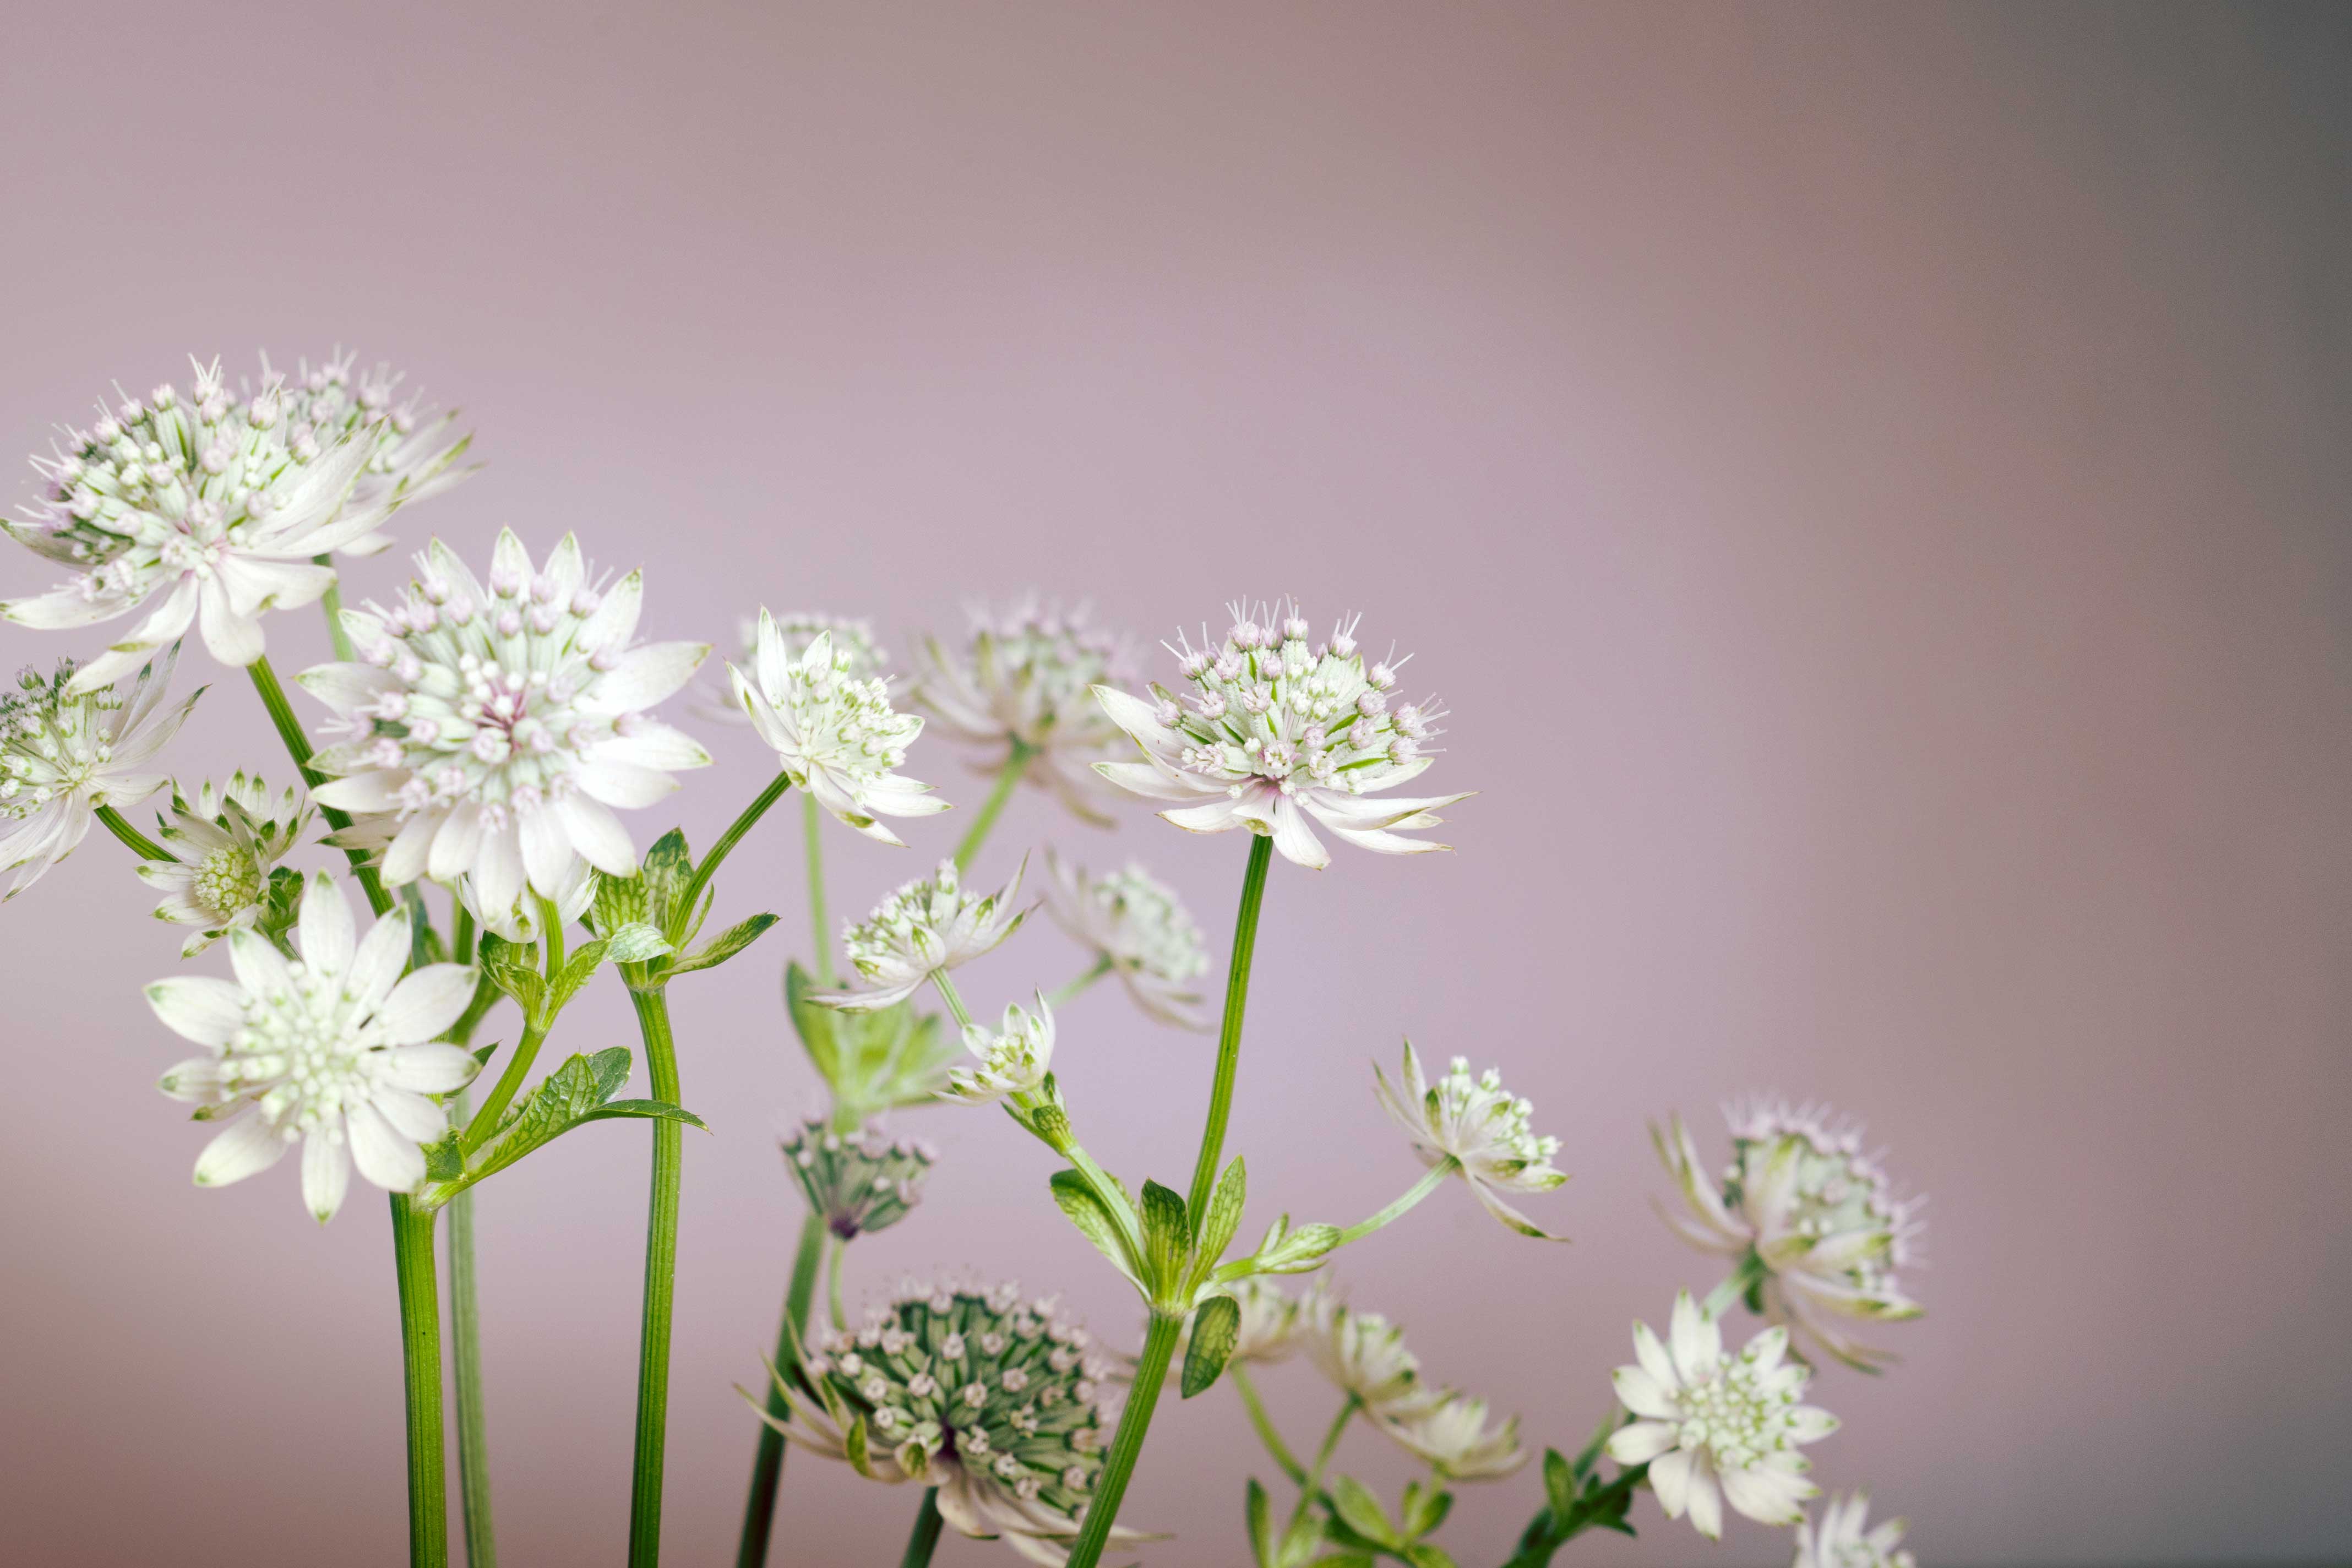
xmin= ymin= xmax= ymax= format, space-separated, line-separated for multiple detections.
xmin=627 ymin=988 xmax=685 ymax=1568
xmin=735 ymin=1210 xmax=829 ymax=1568
xmin=95 ymin=802 xmax=173 ymax=861
xmin=1063 ymin=1310 xmax=1183 ymax=1568
xmin=315 ymin=554 xmax=356 ymax=662
xmin=952 ymin=741 xmax=1031 ymax=872
xmin=897 ymin=1489 xmax=945 ymax=1568
xmin=802 ymin=792 xmax=834 ymax=987
xmin=392 ymin=1194 xmax=448 ymax=1568
xmin=246 ymin=655 xmax=391 ymax=917
xmin=1184 ymin=834 xmax=1274 ymax=1232
xmin=1229 ymin=1366 xmax=1306 ymax=1487
xmin=674 ymin=770 xmax=793 ymax=937
xmin=446 ymin=1134 xmax=497 ymax=1568
xmin=1046 ymin=954 xmax=1116 ymax=1009
xmin=1334 ymin=1159 xmax=1456 ymax=1246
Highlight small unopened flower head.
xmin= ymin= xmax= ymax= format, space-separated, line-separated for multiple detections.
xmin=939 ymin=995 xmax=1056 ymax=1107
xmin=816 ymin=858 xmax=1030 ymax=1012
xmin=1301 ymin=1287 xmax=1433 ymax=1417
xmin=1376 ymin=1390 xmax=1526 ymax=1481
xmin=0 ymin=645 xmax=197 ymax=899
xmin=455 ymin=856 xmax=600 ymax=945
xmin=284 ymin=350 xmax=477 ymax=557
xmin=1040 ymin=849 xmax=1210 ymax=1029
xmin=1794 ymin=1492 xmax=1915 ymax=1568
xmin=1606 ymin=1292 xmax=1838 ymax=1540
xmin=1091 ymin=597 xmax=1469 ymax=868
xmin=782 ymin=1117 xmax=937 ymax=1238
xmin=699 ymin=611 xmax=886 ymax=723
xmin=138 ymin=772 xmax=312 ymax=954
xmin=1373 ymin=1039 xmax=1569 ymax=1239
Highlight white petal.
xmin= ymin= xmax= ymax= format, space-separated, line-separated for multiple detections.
xmin=372 ymin=1087 xmax=448 ymax=1143
xmin=1633 ymin=1319 xmax=1679 ymax=1389
xmin=297 ymin=661 xmax=399 ymax=716
xmin=554 ymin=792 xmax=638 ymax=876
xmin=383 ymin=810 xmax=440 ymax=886
xmin=476 ymin=823 xmax=526 ymax=917
xmin=1605 ymin=1418 xmax=1678 ymax=1463
xmin=575 ymin=758 xmax=678 ymax=810
xmin=1649 ymin=1447 xmax=1693 ymax=1518
xmin=428 ymin=803 xmax=487 ymax=882
xmin=226 ymin=928 xmax=294 ymax=999
xmin=301 ymin=1131 xmax=352 ymax=1223
xmin=346 ymin=1101 xmax=426 ymax=1191
xmin=378 ymin=963 xmax=478 ymax=1043
xmin=196 ymin=577 xmax=266 ymax=666
xmin=310 ymin=771 xmax=407 ymax=813
xmin=519 ymin=805 xmax=574 ymax=894
xmin=384 ymin=1042 xmax=481 ymax=1095
xmin=1686 ymin=1464 xmax=1724 ymax=1539
xmin=145 ymin=976 xmax=249 ymax=1047
xmin=1669 ymin=1292 xmax=1720 ymax=1384
xmin=194 ymin=1114 xmax=289 ymax=1188
xmin=1612 ymin=1365 xmax=1679 ymax=1422
xmin=1269 ymin=799 xmax=1329 ymax=869
xmin=591 ymin=641 xmax=707 ymax=712
xmin=594 ymin=721 xmax=709 ymax=772
xmin=296 ymin=872 xmax=356 ymax=976
xmin=349 ymin=911 xmax=412 ymax=1014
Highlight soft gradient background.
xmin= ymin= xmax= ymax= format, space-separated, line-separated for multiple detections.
xmin=2 ymin=3 xmax=2345 ymax=1564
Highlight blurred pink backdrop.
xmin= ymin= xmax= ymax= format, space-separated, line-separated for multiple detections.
xmin=2 ymin=3 xmax=2345 ymax=1564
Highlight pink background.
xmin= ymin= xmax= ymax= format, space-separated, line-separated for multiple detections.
xmin=2 ymin=3 xmax=2345 ymax=1564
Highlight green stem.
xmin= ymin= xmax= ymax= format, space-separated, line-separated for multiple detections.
xmin=802 ymin=793 xmax=833 ymax=987
xmin=674 ymin=770 xmax=793 ymax=938
xmin=1286 ymin=1395 xmax=1359 ymax=1536
xmin=246 ymin=655 xmax=391 ymax=916
xmin=897 ymin=1489 xmax=945 ymax=1568
xmin=952 ymin=741 xmax=1032 ymax=872
xmin=1334 ymin=1159 xmax=1456 ymax=1246
xmin=627 ymin=987 xmax=685 ymax=1568
xmin=95 ymin=803 xmax=173 ymax=861
xmin=537 ymin=894 xmax=565 ymax=976
xmin=1229 ymin=1366 xmax=1306 ymax=1487
xmin=453 ymin=905 xmax=477 ymax=966
xmin=1062 ymin=1310 xmax=1183 ymax=1568
xmin=392 ymin=1194 xmax=449 ymax=1568
xmin=929 ymin=970 xmax=976 ymax=1031
xmin=735 ymin=1209 xmax=829 ymax=1568
xmin=315 ymin=554 xmax=356 ymax=662
xmin=826 ymin=1233 xmax=847 ymax=1327
xmin=1046 ymin=953 xmax=1116 ymax=1009
xmin=459 ymin=1019 xmax=551 ymax=1157
xmin=1701 ymin=1250 xmax=1768 ymax=1322
xmin=446 ymin=1119 xmax=497 ymax=1568
xmin=1184 ymin=834 xmax=1274 ymax=1231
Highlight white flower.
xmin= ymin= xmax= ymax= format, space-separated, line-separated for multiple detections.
xmin=1375 ymin=1390 xmax=1526 ymax=1481
xmin=455 ymin=855 xmax=599 ymax=944
xmin=151 ymin=872 xmax=481 ymax=1223
xmin=1373 ymin=1039 xmax=1568 ymax=1239
xmin=137 ymin=772 xmax=312 ymax=954
xmin=1039 ymin=850 xmax=1210 ymax=1029
xmin=697 ymin=611 xmax=886 ymax=723
xmin=0 ymin=645 xmax=197 ymax=899
xmin=2 ymin=356 xmax=399 ymax=692
xmin=940 ymin=996 xmax=1056 ymax=1106
xmin=1654 ymin=1100 xmax=1925 ymax=1370
xmin=727 ymin=609 xmax=946 ymax=844
xmin=1225 ymin=1278 xmax=1306 ymax=1366
xmin=818 ymin=858 xmax=1030 ymax=1011
xmin=282 ymin=350 xmax=476 ymax=557
xmin=1300 ymin=1287 xmax=1433 ymax=1416
xmin=298 ymin=529 xmax=710 ymax=907
xmin=1090 ymin=598 xmax=1468 ymax=869
xmin=912 ymin=598 xmax=1136 ymax=825
xmin=1794 ymin=1492 xmax=1915 ymax=1568
xmin=1606 ymin=1293 xmax=1838 ymax=1540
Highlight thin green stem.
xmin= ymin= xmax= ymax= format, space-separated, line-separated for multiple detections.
xmin=1063 ymin=1310 xmax=1183 ymax=1568
xmin=1229 ymin=1366 xmax=1306 ymax=1487
xmin=446 ymin=1112 xmax=497 ymax=1568
xmin=537 ymin=894 xmax=564 ymax=976
xmin=674 ymin=770 xmax=793 ymax=938
xmin=626 ymin=987 xmax=685 ymax=1568
xmin=95 ymin=803 xmax=173 ymax=861
xmin=1334 ymin=1159 xmax=1456 ymax=1246
xmin=459 ymin=1019 xmax=551 ymax=1157
xmin=929 ymin=970 xmax=975 ymax=1031
xmin=1285 ymin=1395 xmax=1359 ymax=1536
xmin=453 ymin=905 xmax=477 ymax=966
xmin=247 ymin=655 xmax=391 ymax=917
xmin=897 ymin=1489 xmax=945 ymax=1568
xmin=1185 ymin=834 xmax=1274 ymax=1231
xmin=735 ymin=1209 xmax=829 ymax=1568
xmin=826 ymin=1233 xmax=847 ymax=1327
xmin=802 ymin=792 xmax=833 ymax=987
xmin=392 ymin=1194 xmax=448 ymax=1568
xmin=1046 ymin=954 xmax=1116 ymax=1009
xmin=952 ymin=741 xmax=1032 ymax=872
xmin=315 ymin=554 xmax=356 ymax=662
xmin=1701 ymin=1250 xmax=1768 ymax=1322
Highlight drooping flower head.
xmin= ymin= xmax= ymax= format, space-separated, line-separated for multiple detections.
xmin=1654 ymin=1099 xmax=1925 ymax=1370
xmin=782 ymin=1117 xmax=937 ymax=1239
xmin=728 ymin=608 xmax=945 ymax=844
xmin=1794 ymin=1492 xmax=1915 ymax=1568
xmin=1039 ymin=850 xmax=1210 ymax=1030
xmin=0 ymin=645 xmax=197 ymax=899
xmin=151 ymin=872 xmax=480 ymax=1223
xmin=699 ymin=611 xmax=886 ymax=724
xmin=455 ymin=856 xmax=600 ymax=945
xmin=1606 ymin=1292 xmax=1838 ymax=1540
xmin=1375 ymin=1390 xmax=1527 ymax=1481
xmin=816 ymin=857 xmax=1030 ymax=1012
xmin=298 ymin=530 xmax=710 ymax=907
xmin=284 ymin=350 xmax=476 ymax=557
xmin=939 ymin=995 xmax=1057 ymax=1106
xmin=912 ymin=598 xmax=1136 ymax=825
xmin=1 ymin=356 xmax=423 ymax=690
xmin=1300 ymin=1287 xmax=1434 ymax=1417
xmin=138 ymin=772 xmax=312 ymax=953
xmin=1091 ymin=598 xmax=1468 ymax=868
xmin=1373 ymin=1040 xmax=1568 ymax=1239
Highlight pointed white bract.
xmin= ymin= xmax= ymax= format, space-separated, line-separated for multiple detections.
xmin=1300 ymin=1286 xmax=1435 ymax=1418
xmin=940 ymin=996 xmax=1057 ymax=1106
xmin=0 ymin=645 xmax=197 ymax=899
xmin=282 ymin=350 xmax=477 ymax=558
xmin=298 ymin=530 xmax=710 ymax=906
xmin=1654 ymin=1100 xmax=1925 ymax=1370
xmin=138 ymin=772 xmax=312 ymax=954
xmin=1606 ymin=1293 xmax=1838 ymax=1540
xmin=1090 ymin=597 xmax=1468 ymax=869
xmin=912 ymin=598 xmax=1136 ymax=826
xmin=151 ymin=872 xmax=481 ymax=1223
xmin=1039 ymin=850 xmax=1210 ymax=1029
xmin=1373 ymin=1039 xmax=1569 ymax=1239
xmin=727 ymin=609 xmax=945 ymax=844
xmin=455 ymin=854 xmax=599 ymax=944
xmin=698 ymin=610 xmax=886 ymax=725
xmin=816 ymin=858 xmax=1030 ymax=1012
xmin=1375 ymin=1390 xmax=1527 ymax=1481
xmin=1793 ymin=1491 xmax=1915 ymax=1568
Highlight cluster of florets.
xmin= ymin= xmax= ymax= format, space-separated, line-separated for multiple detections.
xmin=805 ymin=1278 xmax=1114 ymax=1513
xmin=281 ymin=351 xmax=471 ymax=556
xmin=1725 ymin=1099 xmax=1922 ymax=1292
xmin=782 ymin=1118 xmax=937 ymax=1239
xmin=706 ymin=613 xmax=888 ymax=728
xmin=141 ymin=773 xmax=313 ymax=952
xmin=1 ymin=660 xmax=111 ymax=819
xmin=821 ymin=858 xmax=1029 ymax=1010
xmin=1085 ymin=863 xmax=1204 ymax=986
xmin=1301 ymin=1286 xmax=1432 ymax=1415
xmin=917 ymin=600 xmax=1133 ymax=746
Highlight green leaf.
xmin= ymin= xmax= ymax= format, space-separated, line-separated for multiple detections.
xmin=1246 ymin=1477 xmax=1275 ymax=1567
xmin=421 ymin=1047 xmax=647 ymax=1204
xmin=783 ymin=961 xmax=842 ymax=1083
xmin=1401 ymin=1484 xmax=1452 ymax=1542
xmin=469 ymin=1041 xmax=499 ymax=1069
xmin=667 ymin=912 xmax=778 ymax=978
xmin=591 ymin=868 xmax=652 ymax=933
xmin=584 ymin=1098 xmax=708 ymax=1130
xmin=1254 ymin=1221 xmax=1342 ymax=1275
xmin=1547 ymin=1445 xmax=1580 ymax=1513
xmin=1326 ymin=1476 xmax=1396 ymax=1549
xmin=641 ymin=829 xmax=694 ymax=932
xmin=1401 ymin=1546 xmax=1459 ymax=1568
xmin=1049 ymin=1169 xmax=1142 ymax=1290
xmin=422 ymin=1131 xmax=465 ymax=1185
xmin=1139 ymin=1180 xmax=1190 ymax=1299
xmin=603 ymin=920 xmax=673 ymax=965
xmin=547 ymin=938 xmax=611 ymax=1010
xmin=1181 ymin=1293 xmax=1240 ymax=1398
xmin=1189 ymin=1155 xmax=1246 ymax=1287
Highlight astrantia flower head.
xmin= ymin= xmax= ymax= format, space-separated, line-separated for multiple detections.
xmin=1606 ymin=1292 xmax=1838 ymax=1540
xmin=298 ymin=530 xmax=710 ymax=906
xmin=728 ymin=608 xmax=945 ymax=845
xmin=2 ymin=356 xmax=401 ymax=691
xmin=0 ymin=645 xmax=196 ymax=899
xmin=1091 ymin=597 xmax=1469 ymax=868
xmin=1373 ymin=1039 xmax=1569 ymax=1239
xmin=151 ymin=872 xmax=481 ymax=1223
xmin=759 ymin=1277 xmax=1145 ymax=1564
xmin=912 ymin=598 xmax=1136 ymax=825
xmin=1655 ymin=1099 xmax=1925 ymax=1370
xmin=698 ymin=611 xmax=886 ymax=724
xmin=782 ymin=1117 xmax=937 ymax=1239
xmin=1040 ymin=850 xmax=1210 ymax=1029
xmin=940 ymin=995 xmax=1056 ymax=1106
xmin=282 ymin=350 xmax=476 ymax=558
xmin=818 ymin=857 xmax=1030 ymax=1012
xmin=1301 ymin=1287 xmax=1433 ymax=1416
xmin=138 ymin=772 xmax=312 ymax=954
xmin=1794 ymin=1492 xmax=1915 ymax=1568
xmin=1376 ymin=1390 xmax=1526 ymax=1481
xmin=455 ymin=856 xmax=599 ymax=945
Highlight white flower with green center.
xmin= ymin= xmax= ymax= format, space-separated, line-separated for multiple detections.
xmin=284 ymin=350 xmax=476 ymax=558
xmin=1373 ymin=1040 xmax=1569 ymax=1239
xmin=727 ymin=608 xmax=945 ymax=845
xmin=1375 ymin=1390 xmax=1526 ymax=1481
xmin=938 ymin=996 xmax=1055 ymax=1106
xmin=912 ymin=598 xmax=1136 ymax=825
xmin=1794 ymin=1492 xmax=1915 ymax=1568
xmin=1607 ymin=1292 xmax=1838 ymax=1539
xmin=1655 ymin=1100 xmax=1925 ymax=1370
xmin=1039 ymin=850 xmax=1210 ymax=1029
xmin=0 ymin=645 xmax=197 ymax=900
xmin=698 ymin=610 xmax=886 ymax=724
xmin=1300 ymin=1287 xmax=1433 ymax=1417
xmin=151 ymin=872 xmax=481 ymax=1223
xmin=298 ymin=529 xmax=710 ymax=909
xmin=138 ymin=772 xmax=312 ymax=954
xmin=2 ymin=356 xmax=401 ymax=692
xmin=1090 ymin=598 xmax=1469 ymax=869
xmin=782 ymin=1117 xmax=937 ymax=1238
xmin=816 ymin=858 xmax=1030 ymax=1012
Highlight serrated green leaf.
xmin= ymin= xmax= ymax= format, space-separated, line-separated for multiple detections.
xmin=642 ymin=829 xmax=694 ymax=932
xmin=1181 ymin=1293 xmax=1240 ymax=1398
xmin=1139 ymin=1180 xmax=1190 ymax=1299
xmin=584 ymin=1098 xmax=708 ymax=1130
xmin=1050 ymin=1169 xmax=1143 ymax=1289
xmin=418 ymin=1047 xmax=639 ymax=1204
xmin=1255 ymin=1221 xmax=1341 ymax=1275
xmin=1190 ymin=1155 xmax=1246 ymax=1287
xmin=547 ymin=938 xmax=611 ymax=1010
xmin=422 ymin=1131 xmax=465 ymax=1184
xmin=1326 ymin=1476 xmax=1396 ymax=1549
xmin=605 ymin=919 xmax=673 ymax=964
xmin=667 ymin=912 xmax=778 ymax=978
